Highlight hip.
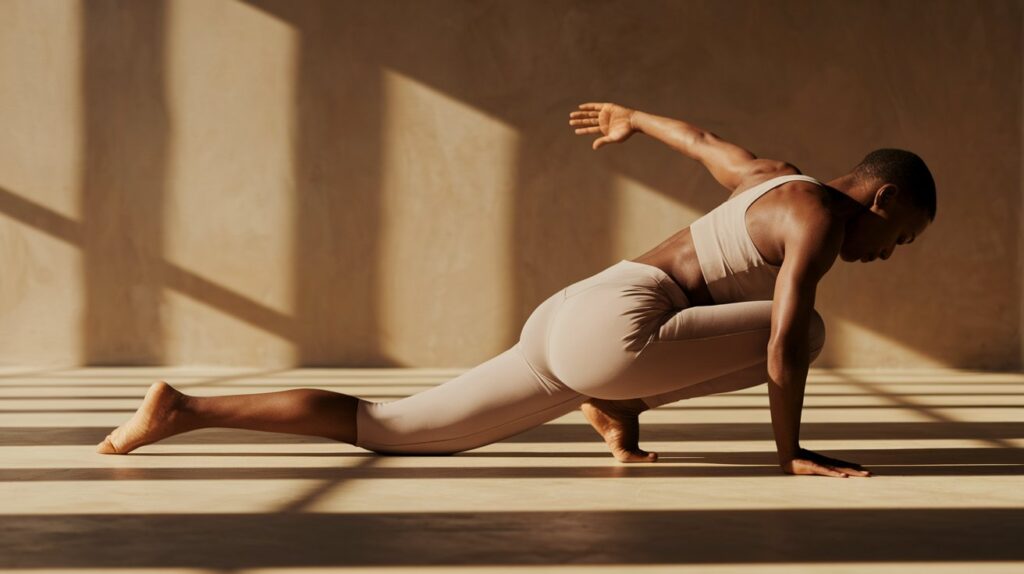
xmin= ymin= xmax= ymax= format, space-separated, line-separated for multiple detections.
xmin=518 ymin=259 xmax=691 ymax=384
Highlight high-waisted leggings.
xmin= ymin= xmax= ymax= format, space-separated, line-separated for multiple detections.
xmin=356 ymin=259 xmax=825 ymax=454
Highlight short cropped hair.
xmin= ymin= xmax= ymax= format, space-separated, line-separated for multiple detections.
xmin=852 ymin=148 xmax=936 ymax=222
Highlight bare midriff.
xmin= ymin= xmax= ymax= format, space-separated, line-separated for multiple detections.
xmin=628 ymin=226 xmax=715 ymax=307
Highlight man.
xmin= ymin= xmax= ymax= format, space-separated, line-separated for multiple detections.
xmin=572 ymin=102 xmax=935 ymax=476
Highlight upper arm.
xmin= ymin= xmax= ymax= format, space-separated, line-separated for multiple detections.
xmin=690 ymin=131 xmax=800 ymax=193
xmin=768 ymin=207 xmax=841 ymax=355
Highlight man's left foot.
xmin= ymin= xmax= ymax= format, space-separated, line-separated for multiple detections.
xmin=581 ymin=398 xmax=658 ymax=463
xmin=96 ymin=380 xmax=190 ymax=455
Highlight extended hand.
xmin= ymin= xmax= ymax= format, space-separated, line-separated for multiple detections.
xmin=568 ymin=102 xmax=637 ymax=150
xmin=780 ymin=447 xmax=872 ymax=478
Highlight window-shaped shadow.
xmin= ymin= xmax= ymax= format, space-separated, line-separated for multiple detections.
xmin=0 ymin=0 xmax=1015 ymax=368
xmin=79 ymin=1 xmax=170 ymax=365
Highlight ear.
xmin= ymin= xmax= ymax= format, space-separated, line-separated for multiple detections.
xmin=875 ymin=183 xmax=899 ymax=209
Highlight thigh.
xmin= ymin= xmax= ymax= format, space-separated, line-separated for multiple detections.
xmin=640 ymin=337 xmax=825 ymax=408
xmin=647 ymin=361 xmax=770 ymax=405
xmin=355 ymin=343 xmax=585 ymax=454
xmin=630 ymin=303 xmax=827 ymax=403
xmin=584 ymin=300 xmax=774 ymax=399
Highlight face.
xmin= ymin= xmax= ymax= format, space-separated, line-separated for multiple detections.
xmin=839 ymin=183 xmax=930 ymax=263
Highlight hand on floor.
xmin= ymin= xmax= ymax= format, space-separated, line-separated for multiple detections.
xmin=780 ymin=447 xmax=872 ymax=477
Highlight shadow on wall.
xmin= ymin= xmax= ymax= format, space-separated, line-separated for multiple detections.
xmin=0 ymin=1 xmax=1016 ymax=366
xmin=79 ymin=1 xmax=169 ymax=365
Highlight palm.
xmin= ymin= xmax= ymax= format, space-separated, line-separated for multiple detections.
xmin=601 ymin=110 xmax=632 ymax=141
xmin=569 ymin=102 xmax=636 ymax=150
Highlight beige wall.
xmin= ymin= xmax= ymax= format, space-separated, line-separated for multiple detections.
xmin=0 ymin=0 xmax=1020 ymax=369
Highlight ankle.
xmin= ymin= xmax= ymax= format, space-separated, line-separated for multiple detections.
xmin=173 ymin=392 xmax=202 ymax=430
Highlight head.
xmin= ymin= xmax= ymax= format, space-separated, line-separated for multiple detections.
xmin=838 ymin=148 xmax=936 ymax=263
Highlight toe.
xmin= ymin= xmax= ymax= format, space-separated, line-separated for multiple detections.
xmin=617 ymin=448 xmax=656 ymax=463
xmin=96 ymin=435 xmax=120 ymax=455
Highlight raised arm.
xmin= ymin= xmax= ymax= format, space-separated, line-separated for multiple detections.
xmin=569 ymin=102 xmax=797 ymax=192
xmin=767 ymin=207 xmax=871 ymax=477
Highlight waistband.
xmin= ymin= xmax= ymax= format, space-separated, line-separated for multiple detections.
xmin=614 ymin=259 xmax=690 ymax=308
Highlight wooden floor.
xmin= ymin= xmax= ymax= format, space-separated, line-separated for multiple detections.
xmin=2 ymin=366 xmax=1022 ymax=573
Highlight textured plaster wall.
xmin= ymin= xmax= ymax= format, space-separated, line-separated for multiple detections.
xmin=0 ymin=0 xmax=1020 ymax=369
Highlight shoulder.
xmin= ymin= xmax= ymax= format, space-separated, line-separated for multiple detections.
xmin=779 ymin=186 xmax=843 ymax=279
xmin=728 ymin=161 xmax=804 ymax=199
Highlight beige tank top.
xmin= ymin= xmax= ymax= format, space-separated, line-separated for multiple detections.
xmin=690 ymin=174 xmax=824 ymax=304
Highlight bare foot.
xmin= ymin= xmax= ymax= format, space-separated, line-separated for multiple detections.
xmin=581 ymin=398 xmax=658 ymax=463
xmin=96 ymin=380 xmax=191 ymax=455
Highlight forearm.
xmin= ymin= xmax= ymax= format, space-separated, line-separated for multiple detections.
xmin=766 ymin=345 xmax=810 ymax=462
xmin=629 ymin=110 xmax=709 ymax=159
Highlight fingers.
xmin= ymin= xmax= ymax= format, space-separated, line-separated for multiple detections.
xmin=592 ymin=136 xmax=613 ymax=150
xmin=568 ymin=111 xmax=599 ymax=136
xmin=790 ymin=459 xmax=858 ymax=478
xmin=794 ymin=458 xmax=843 ymax=476
xmin=812 ymin=463 xmax=871 ymax=478
xmin=578 ymin=102 xmax=608 ymax=110
xmin=569 ymin=112 xmax=598 ymax=131
xmin=809 ymin=462 xmax=848 ymax=478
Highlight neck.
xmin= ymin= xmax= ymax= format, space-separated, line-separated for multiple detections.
xmin=823 ymin=173 xmax=873 ymax=221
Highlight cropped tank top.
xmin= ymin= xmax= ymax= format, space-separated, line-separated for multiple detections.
xmin=690 ymin=174 xmax=824 ymax=304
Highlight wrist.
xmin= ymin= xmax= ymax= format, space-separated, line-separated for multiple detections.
xmin=777 ymin=444 xmax=801 ymax=462
xmin=628 ymin=109 xmax=642 ymax=132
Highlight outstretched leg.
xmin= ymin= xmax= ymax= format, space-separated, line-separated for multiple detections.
xmin=355 ymin=343 xmax=586 ymax=454
xmin=96 ymin=380 xmax=359 ymax=454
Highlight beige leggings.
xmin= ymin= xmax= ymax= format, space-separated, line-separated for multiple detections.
xmin=356 ymin=259 xmax=825 ymax=454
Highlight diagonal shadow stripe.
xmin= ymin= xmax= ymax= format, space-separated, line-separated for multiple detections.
xmin=0 ymin=185 xmax=299 ymax=341
xmin=0 ymin=185 xmax=82 ymax=243
xmin=835 ymin=372 xmax=1024 ymax=450
xmin=274 ymin=455 xmax=380 ymax=513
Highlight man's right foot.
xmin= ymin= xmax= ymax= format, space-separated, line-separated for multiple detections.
xmin=581 ymin=398 xmax=658 ymax=463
